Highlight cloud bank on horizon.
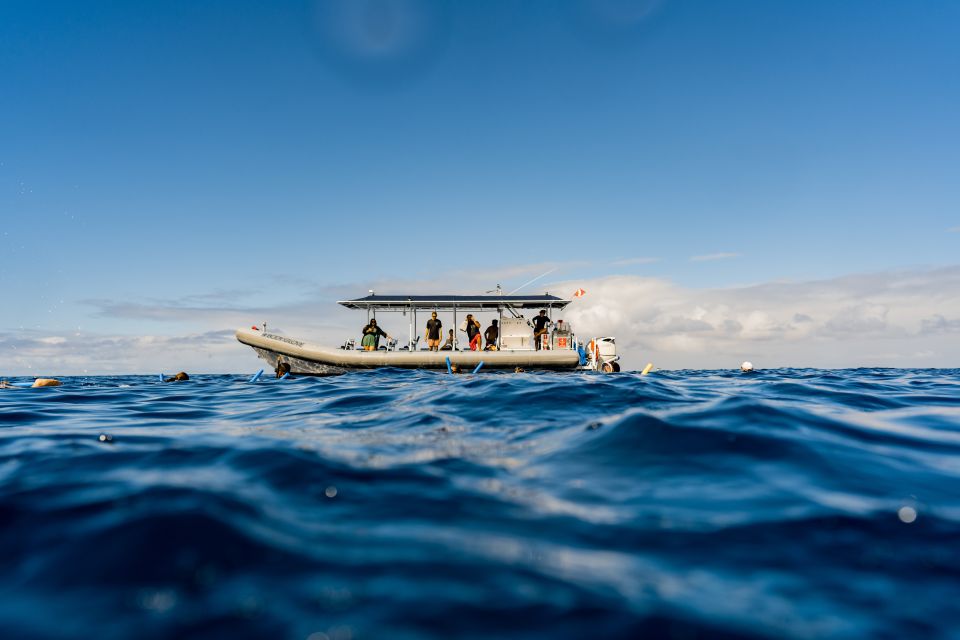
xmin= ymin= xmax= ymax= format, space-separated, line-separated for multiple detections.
xmin=2 ymin=265 xmax=957 ymax=375
xmin=560 ymin=266 xmax=960 ymax=369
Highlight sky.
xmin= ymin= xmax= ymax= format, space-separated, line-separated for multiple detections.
xmin=1 ymin=0 xmax=958 ymax=374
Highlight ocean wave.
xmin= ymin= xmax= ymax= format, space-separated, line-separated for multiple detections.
xmin=0 ymin=369 xmax=958 ymax=638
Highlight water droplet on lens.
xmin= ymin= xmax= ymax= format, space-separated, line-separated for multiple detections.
xmin=238 ymin=594 xmax=262 ymax=618
xmin=195 ymin=564 xmax=218 ymax=587
xmin=330 ymin=625 xmax=353 ymax=640
xmin=137 ymin=589 xmax=177 ymax=612
xmin=898 ymin=506 xmax=917 ymax=523
xmin=325 ymin=486 xmax=338 ymax=498
xmin=98 ymin=433 xmax=113 ymax=443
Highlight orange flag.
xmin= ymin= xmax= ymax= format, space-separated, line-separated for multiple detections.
xmin=573 ymin=288 xmax=586 ymax=298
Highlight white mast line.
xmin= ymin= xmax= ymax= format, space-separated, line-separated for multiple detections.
xmin=506 ymin=267 xmax=558 ymax=296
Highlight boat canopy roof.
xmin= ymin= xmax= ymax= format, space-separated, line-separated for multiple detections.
xmin=338 ymin=294 xmax=571 ymax=312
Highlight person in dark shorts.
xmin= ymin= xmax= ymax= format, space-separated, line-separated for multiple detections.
xmin=484 ymin=319 xmax=498 ymax=350
xmin=532 ymin=310 xmax=550 ymax=350
xmin=463 ymin=314 xmax=482 ymax=351
xmin=425 ymin=312 xmax=443 ymax=351
xmin=361 ymin=318 xmax=391 ymax=351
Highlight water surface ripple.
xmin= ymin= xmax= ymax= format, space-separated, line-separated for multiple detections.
xmin=1 ymin=369 xmax=958 ymax=639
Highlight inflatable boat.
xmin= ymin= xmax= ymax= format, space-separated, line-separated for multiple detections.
xmin=235 ymin=293 xmax=620 ymax=375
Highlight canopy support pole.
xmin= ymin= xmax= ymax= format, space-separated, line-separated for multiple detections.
xmin=409 ymin=306 xmax=415 ymax=351
xmin=498 ymin=307 xmax=503 ymax=350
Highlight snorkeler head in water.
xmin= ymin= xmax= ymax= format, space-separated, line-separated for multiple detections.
xmin=1 ymin=379 xmax=61 ymax=388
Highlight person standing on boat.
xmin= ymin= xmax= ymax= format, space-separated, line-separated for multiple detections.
xmin=484 ymin=319 xmax=499 ymax=351
xmin=425 ymin=312 xmax=443 ymax=351
xmin=462 ymin=314 xmax=482 ymax=351
xmin=361 ymin=318 xmax=391 ymax=351
xmin=532 ymin=309 xmax=551 ymax=350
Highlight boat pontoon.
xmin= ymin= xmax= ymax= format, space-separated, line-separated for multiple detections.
xmin=235 ymin=294 xmax=620 ymax=375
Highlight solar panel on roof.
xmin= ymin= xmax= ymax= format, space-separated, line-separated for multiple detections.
xmin=337 ymin=294 xmax=572 ymax=310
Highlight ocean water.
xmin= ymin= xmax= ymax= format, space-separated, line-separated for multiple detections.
xmin=1 ymin=368 xmax=958 ymax=640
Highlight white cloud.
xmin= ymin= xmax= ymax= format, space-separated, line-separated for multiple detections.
xmin=557 ymin=266 xmax=960 ymax=369
xmin=0 ymin=330 xmax=243 ymax=376
xmin=921 ymin=314 xmax=960 ymax=334
xmin=611 ymin=257 xmax=660 ymax=266
xmin=949 ymin=226 xmax=960 ymax=233
xmin=690 ymin=252 xmax=741 ymax=262
xmin=4 ymin=266 xmax=960 ymax=374
xmin=822 ymin=303 xmax=891 ymax=336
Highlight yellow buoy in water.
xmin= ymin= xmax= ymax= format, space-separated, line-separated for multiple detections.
xmin=32 ymin=378 xmax=61 ymax=387
xmin=640 ymin=363 xmax=654 ymax=376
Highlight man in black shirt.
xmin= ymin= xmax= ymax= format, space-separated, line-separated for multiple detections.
xmin=484 ymin=319 xmax=498 ymax=350
xmin=425 ymin=312 xmax=442 ymax=351
xmin=532 ymin=310 xmax=550 ymax=350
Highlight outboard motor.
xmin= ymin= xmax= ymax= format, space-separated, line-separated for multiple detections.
xmin=588 ymin=337 xmax=620 ymax=372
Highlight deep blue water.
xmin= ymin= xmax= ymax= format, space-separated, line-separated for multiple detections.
xmin=1 ymin=368 xmax=959 ymax=639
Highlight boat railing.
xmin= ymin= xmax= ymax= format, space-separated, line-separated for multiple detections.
xmin=338 ymin=328 xmax=582 ymax=353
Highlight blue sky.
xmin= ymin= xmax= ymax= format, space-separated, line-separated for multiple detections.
xmin=1 ymin=0 xmax=958 ymax=372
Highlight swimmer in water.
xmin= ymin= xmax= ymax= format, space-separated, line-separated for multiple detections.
xmin=1 ymin=378 xmax=62 ymax=388
xmin=164 ymin=372 xmax=189 ymax=382
xmin=276 ymin=362 xmax=291 ymax=378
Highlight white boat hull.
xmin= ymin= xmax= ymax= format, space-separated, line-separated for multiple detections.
xmin=236 ymin=328 xmax=582 ymax=375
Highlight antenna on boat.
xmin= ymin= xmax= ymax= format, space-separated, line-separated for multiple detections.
xmin=484 ymin=284 xmax=503 ymax=295
xmin=507 ymin=268 xmax=557 ymax=295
